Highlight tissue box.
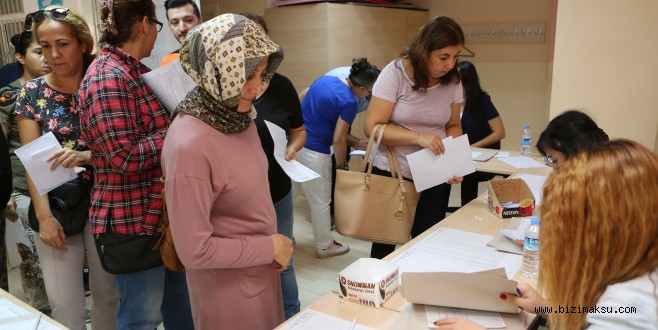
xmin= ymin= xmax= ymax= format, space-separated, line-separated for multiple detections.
xmin=487 ymin=178 xmax=536 ymax=218
xmin=338 ymin=258 xmax=399 ymax=308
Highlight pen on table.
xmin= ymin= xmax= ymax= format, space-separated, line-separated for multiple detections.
xmin=33 ymin=312 xmax=42 ymax=330
xmin=347 ymin=317 xmax=357 ymax=330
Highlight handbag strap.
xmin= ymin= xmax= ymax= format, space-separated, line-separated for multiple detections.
xmin=361 ymin=124 xmax=411 ymax=198
xmin=360 ymin=124 xmax=386 ymax=173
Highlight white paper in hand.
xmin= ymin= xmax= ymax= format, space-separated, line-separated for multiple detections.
xmin=264 ymin=121 xmax=320 ymax=182
xmin=406 ymin=135 xmax=475 ymax=192
xmin=14 ymin=132 xmax=76 ymax=196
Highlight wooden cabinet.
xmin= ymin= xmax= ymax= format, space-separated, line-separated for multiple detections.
xmin=265 ymin=3 xmax=428 ymax=92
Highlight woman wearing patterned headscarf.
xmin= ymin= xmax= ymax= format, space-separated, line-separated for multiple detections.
xmin=161 ymin=14 xmax=292 ymax=328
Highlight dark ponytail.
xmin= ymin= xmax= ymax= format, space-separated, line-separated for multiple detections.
xmin=10 ymin=31 xmax=35 ymax=57
xmin=348 ymin=58 xmax=380 ymax=92
xmin=100 ymin=0 xmax=156 ymax=46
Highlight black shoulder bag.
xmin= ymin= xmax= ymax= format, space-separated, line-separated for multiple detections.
xmin=28 ymin=181 xmax=90 ymax=236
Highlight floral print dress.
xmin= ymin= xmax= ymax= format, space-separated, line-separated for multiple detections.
xmin=15 ymin=76 xmax=90 ymax=183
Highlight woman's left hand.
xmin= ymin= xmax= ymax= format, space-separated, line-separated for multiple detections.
xmin=47 ymin=148 xmax=90 ymax=170
xmin=447 ymin=176 xmax=463 ymax=184
xmin=434 ymin=318 xmax=485 ymax=330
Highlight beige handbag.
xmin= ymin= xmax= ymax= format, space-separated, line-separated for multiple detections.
xmin=334 ymin=124 xmax=420 ymax=245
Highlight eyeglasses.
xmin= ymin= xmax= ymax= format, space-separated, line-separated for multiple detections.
xmin=543 ymin=155 xmax=555 ymax=167
xmin=148 ymin=17 xmax=164 ymax=32
xmin=24 ymin=8 xmax=71 ymax=31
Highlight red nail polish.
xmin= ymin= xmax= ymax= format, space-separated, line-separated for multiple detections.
xmin=500 ymin=293 xmax=507 ymax=300
xmin=433 ymin=321 xmax=439 ymax=326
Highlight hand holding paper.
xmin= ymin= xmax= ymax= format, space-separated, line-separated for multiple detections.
xmin=14 ymin=132 xmax=77 ymax=196
xmin=140 ymin=59 xmax=197 ymax=113
xmin=264 ymin=121 xmax=320 ymax=182
xmin=407 ymin=135 xmax=475 ymax=192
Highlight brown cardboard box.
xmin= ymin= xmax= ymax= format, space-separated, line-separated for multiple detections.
xmin=487 ymin=178 xmax=536 ymax=218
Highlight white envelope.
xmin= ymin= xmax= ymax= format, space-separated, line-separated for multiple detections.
xmin=14 ymin=132 xmax=76 ymax=196
xmin=399 ymin=268 xmax=520 ymax=313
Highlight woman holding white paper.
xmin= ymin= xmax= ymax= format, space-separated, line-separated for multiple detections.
xmin=15 ymin=6 xmax=118 ymax=330
xmin=364 ymin=16 xmax=465 ymax=259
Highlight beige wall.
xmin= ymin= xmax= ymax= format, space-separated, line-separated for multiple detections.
xmin=550 ymin=0 xmax=658 ymax=150
xmin=201 ymin=0 xmax=269 ymax=18
xmin=198 ymin=0 xmax=658 ymax=150
xmin=410 ymin=0 xmax=554 ymax=151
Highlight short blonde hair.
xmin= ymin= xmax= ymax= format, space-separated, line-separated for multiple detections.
xmin=539 ymin=139 xmax=658 ymax=329
xmin=33 ymin=6 xmax=96 ymax=71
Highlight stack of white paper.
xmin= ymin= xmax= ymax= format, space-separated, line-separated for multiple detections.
xmin=0 ymin=299 xmax=57 ymax=329
xmin=498 ymin=157 xmax=546 ymax=169
xmin=279 ymin=309 xmax=372 ymax=330
xmin=390 ymin=228 xmax=523 ymax=279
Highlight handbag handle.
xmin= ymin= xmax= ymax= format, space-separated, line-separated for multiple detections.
xmin=359 ymin=124 xmax=385 ymax=173
xmin=360 ymin=124 xmax=412 ymax=220
xmin=360 ymin=124 xmax=409 ymax=184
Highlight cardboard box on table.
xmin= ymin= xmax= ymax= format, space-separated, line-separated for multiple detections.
xmin=487 ymin=178 xmax=536 ymax=218
xmin=338 ymin=258 xmax=399 ymax=308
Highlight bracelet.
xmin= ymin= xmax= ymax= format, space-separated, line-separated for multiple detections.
xmin=334 ymin=163 xmax=349 ymax=171
xmin=415 ymin=132 xmax=420 ymax=145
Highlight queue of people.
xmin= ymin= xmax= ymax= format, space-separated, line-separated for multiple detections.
xmin=0 ymin=1 xmax=655 ymax=329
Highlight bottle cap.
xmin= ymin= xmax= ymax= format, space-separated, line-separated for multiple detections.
xmin=524 ymin=125 xmax=530 ymax=129
xmin=531 ymin=217 xmax=540 ymax=225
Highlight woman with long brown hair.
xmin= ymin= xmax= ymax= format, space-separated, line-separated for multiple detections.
xmin=436 ymin=139 xmax=658 ymax=329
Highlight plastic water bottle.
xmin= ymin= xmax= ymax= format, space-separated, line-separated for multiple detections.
xmin=521 ymin=125 xmax=532 ymax=157
xmin=522 ymin=217 xmax=540 ymax=278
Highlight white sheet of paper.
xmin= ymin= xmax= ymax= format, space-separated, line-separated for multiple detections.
xmin=501 ymin=217 xmax=532 ymax=242
xmin=265 ymin=121 xmax=320 ymax=183
xmin=279 ymin=309 xmax=372 ymax=330
xmin=14 ymin=132 xmax=76 ymax=196
xmin=406 ymin=135 xmax=475 ymax=192
xmin=349 ymin=150 xmax=366 ymax=156
xmin=512 ymin=173 xmax=548 ymax=206
xmin=389 ymin=228 xmax=523 ymax=279
xmin=5 ymin=216 xmax=33 ymax=268
xmin=425 ymin=305 xmax=506 ymax=329
xmin=498 ymin=157 xmax=546 ymax=169
xmin=140 ymin=59 xmax=196 ymax=113
xmin=494 ymin=152 xmax=509 ymax=158
xmin=0 ymin=299 xmax=58 ymax=329
xmin=473 ymin=151 xmax=498 ymax=162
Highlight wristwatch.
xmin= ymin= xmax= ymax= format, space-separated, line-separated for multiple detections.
xmin=334 ymin=163 xmax=349 ymax=171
